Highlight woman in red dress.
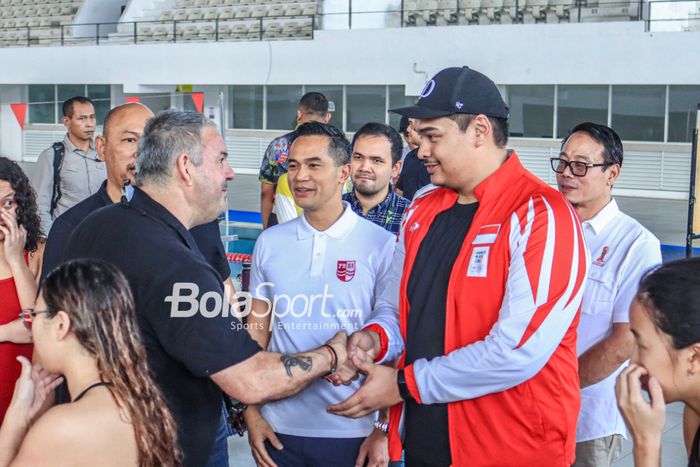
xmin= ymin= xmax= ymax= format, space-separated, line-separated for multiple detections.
xmin=0 ymin=157 xmax=44 ymax=423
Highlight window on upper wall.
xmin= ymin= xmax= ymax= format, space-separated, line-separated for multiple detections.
xmin=28 ymin=84 xmax=112 ymax=125
xmin=668 ymin=86 xmax=700 ymax=143
xmin=557 ymin=85 xmax=609 ymax=138
xmin=229 ymin=85 xmax=263 ymax=129
xmin=28 ymin=84 xmax=55 ymax=124
xmin=307 ymin=85 xmax=343 ymax=130
xmin=266 ymin=86 xmax=303 ymax=131
xmin=611 ymin=86 xmax=666 ymax=142
xmin=346 ymin=85 xmax=386 ymax=132
xmin=388 ymin=85 xmax=414 ymax=132
xmin=507 ymin=85 xmax=554 ymax=138
xmin=87 ymin=84 xmax=111 ymax=125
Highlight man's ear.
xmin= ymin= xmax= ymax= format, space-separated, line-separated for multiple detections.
xmin=339 ymin=163 xmax=350 ymax=184
xmin=95 ymin=136 xmax=106 ymax=162
xmin=392 ymin=160 xmax=403 ymax=179
xmin=607 ymin=163 xmax=621 ymax=187
xmin=176 ymin=153 xmax=193 ymax=186
xmin=472 ymin=114 xmax=492 ymax=148
xmin=323 ymin=112 xmax=331 ymax=124
xmin=62 ymin=115 xmax=71 ymax=129
xmin=687 ymin=343 xmax=700 ymax=377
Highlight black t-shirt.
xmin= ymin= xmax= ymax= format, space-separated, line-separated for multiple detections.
xmin=397 ymin=148 xmax=431 ymax=200
xmin=63 ymin=187 xmax=261 ymax=467
xmin=43 ymin=183 xmax=231 ymax=284
xmin=41 ymin=181 xmax=112 ymax=282
xmin=404 ymin=201 xmax=478 ymax=467
xmin=190 ymin=219 xmax=230 ymax=282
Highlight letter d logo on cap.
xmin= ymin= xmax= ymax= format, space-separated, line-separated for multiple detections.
xmin=420 ymin=80 xmax=436 ymax=98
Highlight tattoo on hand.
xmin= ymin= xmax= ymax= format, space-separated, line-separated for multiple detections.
xmin=280 ymin=355 xmax=312 ymax=377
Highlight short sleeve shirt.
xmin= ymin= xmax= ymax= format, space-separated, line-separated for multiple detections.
xmin=396 ymin=148 xmax=430 ymax=200
xmin=259 ymin=131 xmax=297 ymax=185
xmin=576 ymin=199 xmax=662 ymax=442
xmin=249 ymin=204 xmax=397 ymax=438
xmin=63 ymin=187 xmax=261 ymax=467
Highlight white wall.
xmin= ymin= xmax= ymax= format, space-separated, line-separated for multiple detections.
xmin=0 ymin=85 xmax=26 ymax=161
xmin=0 ymin=22 xmax=697 ymax=95
xmin=73 ymin=0 xmax=129 ymax=37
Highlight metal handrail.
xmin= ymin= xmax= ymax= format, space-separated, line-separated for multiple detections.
xmin=0 ymin=0 xmax=697 ymax=48
xmin=0 ymin=15 xmax=316 ymax=47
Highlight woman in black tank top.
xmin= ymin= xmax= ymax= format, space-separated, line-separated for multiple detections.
xmin=615 ymin=258 xmax=700 ymax=467
xmin=0 ymin=259 xmax=182 ymax=466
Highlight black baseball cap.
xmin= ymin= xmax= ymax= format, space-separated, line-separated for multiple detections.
xmin=389 ymin=66 xmax=509 ymax=120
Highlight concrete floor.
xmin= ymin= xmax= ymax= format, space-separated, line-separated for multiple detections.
xmin=16 ymin=162 xmax=694 ymax=466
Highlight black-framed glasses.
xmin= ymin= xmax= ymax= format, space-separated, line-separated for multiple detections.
xmin=19 ymin=309 xmax=50 ymax=330
xmin=550 ymin=157 xmax=613 ymax=177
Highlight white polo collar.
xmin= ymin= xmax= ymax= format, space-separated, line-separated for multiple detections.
xmin=297 ymin=201 xmax=358 ymax=240
xmin=583 ymin=198 xmax=620 ymax=236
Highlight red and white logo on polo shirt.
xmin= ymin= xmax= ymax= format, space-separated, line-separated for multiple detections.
xmin=336 ymin=260 xmax=356 ymax=282
xmin=593 ymin=246 xmax=610 ymax=266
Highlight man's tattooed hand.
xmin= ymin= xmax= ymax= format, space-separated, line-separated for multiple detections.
xmin=281 ymin=355 xmax=313 ymax=377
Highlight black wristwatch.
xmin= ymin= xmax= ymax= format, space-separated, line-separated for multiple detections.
xmin=397 ymin=369 xmax=414 ymax=402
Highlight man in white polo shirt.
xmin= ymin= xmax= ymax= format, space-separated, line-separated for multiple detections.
xmin=552 ymin=122 xmax=662 ymax=467
xmin=244 ymin=121 xmax=403 ymax=467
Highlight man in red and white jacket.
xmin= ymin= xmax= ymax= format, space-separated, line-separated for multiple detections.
xmin=329 ymin=66 xmax=589 ymax=467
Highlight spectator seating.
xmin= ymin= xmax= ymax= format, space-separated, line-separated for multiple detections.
xmin=123 ymin=0 xmax=317 ymax=43
xmin=401 ymin=0 xmax=639 ymax=25
xmin=0 ymin=0 xmax=82 ymax=47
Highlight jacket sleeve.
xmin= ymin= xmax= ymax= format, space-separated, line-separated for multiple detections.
xmin=34 ymin=147 xmax=55 ymax=236
xmin=405 ymin=195 xmax=589 ymax=404
xmin=363 ymin=234 xmax=404 ymax=363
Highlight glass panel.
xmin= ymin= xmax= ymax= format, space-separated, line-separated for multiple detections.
xmin=230 ymin=85 xmax=263 ymax=129
xmin=556 ymin=85 xmax=609 ymax=138
xmin=57 ymin=84 xmax=88 ymax=121
xmin=346 ymin=85 xmax=386 ymax=132
xmin=183 ymin=94 xmax=197 ymax=113
xmin=57 ymin=84 xmax=87 ymax=118
xmin=507 ymin=85 xmax=554 ymax=138
xmin=266 ymin=86 xmax=303 ymax=130
xmin=611 ymin=85 xmax=665 ymax=142
xmin=308 ymin=85 xmax=343 ymax=129
xmin=668 ymin=86 xmax=700 ymax=143
xmin=87 ymin=85 xmax=111 ymax=125
xmin=388 ymin=85 xmax=414 ymax=131
xmin=28 ymin=84 xmax=55 ymax=124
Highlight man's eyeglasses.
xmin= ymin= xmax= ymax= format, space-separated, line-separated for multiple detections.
xmin=550 ymin=157 xmax=613 ymax=177
xmin=19 ymin=309 xmax=50 ymax=330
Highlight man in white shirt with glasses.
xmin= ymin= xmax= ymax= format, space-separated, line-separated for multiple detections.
xmin=552 ymin=122 xmax=662 ymax=467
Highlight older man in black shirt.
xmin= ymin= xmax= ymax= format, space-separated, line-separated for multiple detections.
xmin=64 ymin=111 xmax=348 ymax=467
xmin=42 ymin=103 xmax=230 ymax=285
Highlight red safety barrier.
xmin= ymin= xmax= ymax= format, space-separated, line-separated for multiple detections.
xmin=226 ymin=253 xmax=252 ymax=263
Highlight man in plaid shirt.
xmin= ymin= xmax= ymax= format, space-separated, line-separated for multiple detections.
xmin=343 ymin=122 xmax=410 ymax=235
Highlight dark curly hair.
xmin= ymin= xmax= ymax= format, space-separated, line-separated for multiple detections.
xmin=0 ymin=156 xmax=43 ymax=252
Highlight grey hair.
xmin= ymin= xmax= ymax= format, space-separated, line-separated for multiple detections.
xmin=135 ymin=110 xmax=217 ymax=187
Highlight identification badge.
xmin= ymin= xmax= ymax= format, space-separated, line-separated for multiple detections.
xmin=467 ymin=246 xmax=490 ymax=277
